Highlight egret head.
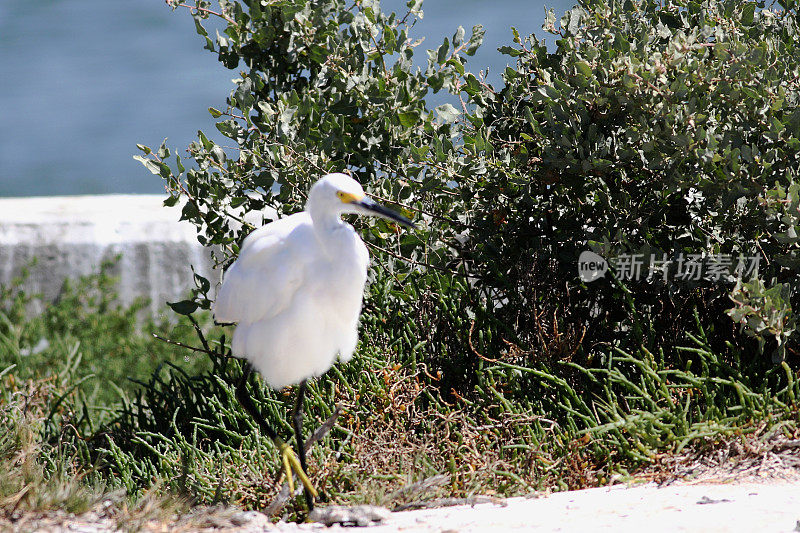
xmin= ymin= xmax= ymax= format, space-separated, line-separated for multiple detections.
xmin=308 ymin=173 xmax=416 ymax=228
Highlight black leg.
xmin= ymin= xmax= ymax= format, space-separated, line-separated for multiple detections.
xmin=237 ymin=362 xmax=317 ymax=509
xmin=292 ymin=379 xmax=314 ymax=510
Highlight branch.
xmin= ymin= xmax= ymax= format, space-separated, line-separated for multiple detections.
xmin=166 ymin=0 xmax=237 ymax=25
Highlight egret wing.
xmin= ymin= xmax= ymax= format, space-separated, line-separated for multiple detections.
xmin=214 ymin=214 xmax=310 ymax=324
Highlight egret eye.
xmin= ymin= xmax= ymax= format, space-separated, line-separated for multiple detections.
xmin=336 ymin=190 xmax=355 ymax=203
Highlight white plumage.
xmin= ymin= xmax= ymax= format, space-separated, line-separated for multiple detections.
xmin=215 ymin=173 xmax=413 ymax=389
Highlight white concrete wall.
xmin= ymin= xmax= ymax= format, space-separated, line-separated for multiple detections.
xmin=0 ymin=195 xmax=217 ymax=316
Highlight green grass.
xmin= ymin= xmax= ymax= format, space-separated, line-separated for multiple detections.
xmin=0 ymin=373 xmax=102 ymax=516
xmin=0 ymin=265 xmax=798 ymax=524
xmin=0 ymin=261 xmax=212 ymax=407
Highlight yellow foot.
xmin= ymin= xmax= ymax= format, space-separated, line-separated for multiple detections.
xmin=276 ymin=440 xmax=318 ymax=499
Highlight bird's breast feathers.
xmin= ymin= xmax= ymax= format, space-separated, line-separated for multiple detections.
xmin=214 ymin=215 xmax=368 ymax=325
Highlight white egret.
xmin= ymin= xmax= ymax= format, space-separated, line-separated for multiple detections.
xmin=214 ymin=173 xmax=415 ymax=509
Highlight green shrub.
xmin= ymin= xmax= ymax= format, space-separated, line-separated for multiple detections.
xmin=467 ymin=0 xmax=800 ymax=366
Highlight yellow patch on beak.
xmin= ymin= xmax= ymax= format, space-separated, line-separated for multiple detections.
xmin=336 ymin=191 xmax=365 ymax=204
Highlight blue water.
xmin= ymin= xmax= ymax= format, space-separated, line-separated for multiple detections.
xmin=0 ymin=1 xmax=572 ymax=197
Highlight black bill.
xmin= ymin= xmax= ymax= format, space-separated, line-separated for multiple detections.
xmin=356 ymin=197 xmax=416 ymax=229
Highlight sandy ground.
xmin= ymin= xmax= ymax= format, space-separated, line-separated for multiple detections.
xmin=281 ymin=481 xmax=800 ymax=533
xmin=14 ymin=480 xmax=800 ymax=532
